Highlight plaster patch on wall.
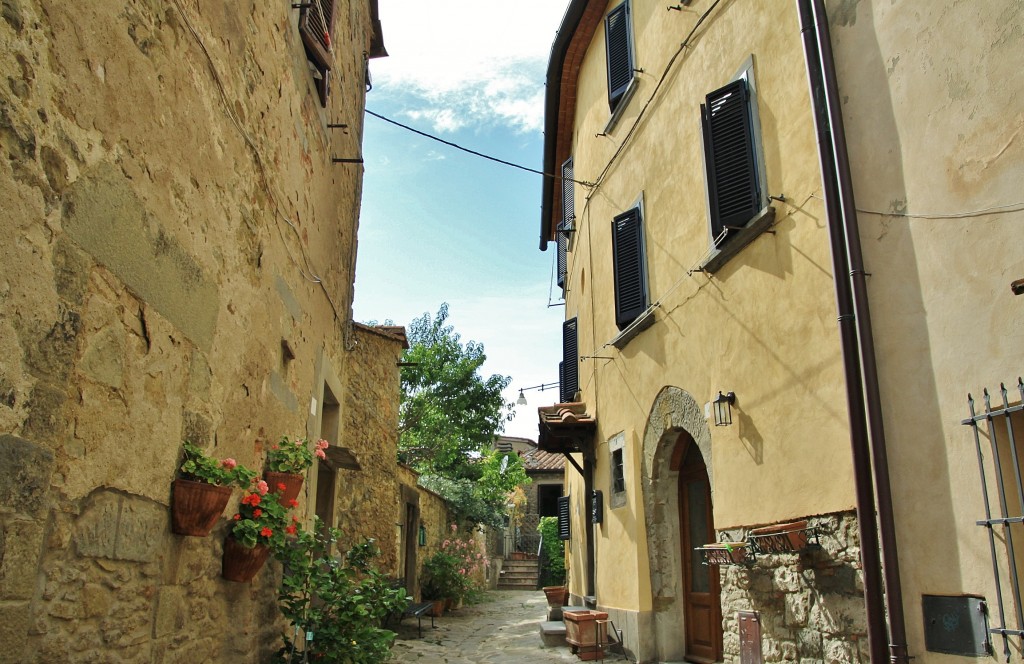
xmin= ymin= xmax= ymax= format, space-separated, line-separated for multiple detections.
xmin=63 ymin=164 xmax=220 ymax=352
xmin=827 ymin=0 xmax=861 ymax=28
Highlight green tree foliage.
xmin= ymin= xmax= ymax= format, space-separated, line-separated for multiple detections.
xmin=538 ymin=516 xmax=567 ymax=586
xmin=399 ymin=303 xmax=512 ymax=476
xmin=398 ymin=304 xmax=529 ymax=527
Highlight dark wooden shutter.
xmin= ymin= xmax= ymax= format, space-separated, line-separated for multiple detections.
xmin=612 ymin=207 xmax=647 ymax=330
xmin=557 ymin=158 xmax=574 ymax=290
xmin=299 ymin=0 xmax=337 ymax=106
xmin=557 ymin=495 xmax=571 ymax=540
xmin=561 ymin=318 xmax=578 ymax=403
xmin=701 ymin=78 xmax=760 ymax=242
xmin=605 ymin=2 xmax=633 ymax=109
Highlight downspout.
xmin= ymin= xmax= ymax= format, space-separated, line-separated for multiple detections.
xmin=796 ymin=3 xmax=886 ymax=660
xmin=798 ymin=1 xmax=910 ymax=662
xmin=583 ymin=446 xmax=596 ymax=598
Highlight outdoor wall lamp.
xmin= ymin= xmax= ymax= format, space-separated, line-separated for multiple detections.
xmin=418 ymin=524 xmax=427 ymax=547
xmin=516 ymin=382 xmax=560 ymax=405
xmin=713 ymin=391 xmax=736 ymax=427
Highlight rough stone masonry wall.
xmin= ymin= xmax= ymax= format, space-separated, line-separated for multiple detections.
xmin=334 ymin=325 xmax=403 ymax=573
xmin=0 ymin=0 xmax=380 ymax=661
xmin=720 ymin=511 xmax=867 ymax=663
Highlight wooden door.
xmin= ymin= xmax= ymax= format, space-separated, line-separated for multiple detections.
xmin=678 ymin=442 xmax=722 ymax=663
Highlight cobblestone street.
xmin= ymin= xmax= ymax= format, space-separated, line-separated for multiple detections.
xmin=389 ymin=590 xmax=606 ymax=663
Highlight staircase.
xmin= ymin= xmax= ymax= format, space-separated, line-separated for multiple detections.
xmin=498 ymin=556 xmax=539 ymax=590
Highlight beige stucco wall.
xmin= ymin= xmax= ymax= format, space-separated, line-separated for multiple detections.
xmin=561 ymin=0 xmax=855 ymax=620
xmin=831 ymin=0 xmax=1024 ymax=659
xmin=0 ymin=1 xmax=387 ymax=660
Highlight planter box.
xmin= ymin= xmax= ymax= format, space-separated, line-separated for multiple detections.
xmin=564 ymin=610 xmax=608 ymax=648
xmin=697 ymin=542 xmax=754 ymax=566
xmin=749 ymin=520 xmax=814 ymax=554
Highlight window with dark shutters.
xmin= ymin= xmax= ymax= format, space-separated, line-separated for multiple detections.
xmin=557 ymin=158 xmax=574 ymax=291
xmin=604 ymin=1 xmax=633 ymax=111
xmin=299 ymin=0 xmax=337 ymax=107
xmin=701 ymin=78 xmax=761 ymax=243
xmin=557 ymin=495 xmax=571 ymax=540
xmin=561 ymin=318 xmax=578 ymax=403
xmin=612 ymin=207 xmax=647 ymax=330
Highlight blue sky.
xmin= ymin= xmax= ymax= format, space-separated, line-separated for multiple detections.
xmin=353 ymin=1 xmax=572 ymax=440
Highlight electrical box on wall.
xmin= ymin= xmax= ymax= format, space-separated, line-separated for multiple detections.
xmin=591 ymin=490 xmax=603 ymax=524
xmin=921 ymin=595 xmax=989 ymax=656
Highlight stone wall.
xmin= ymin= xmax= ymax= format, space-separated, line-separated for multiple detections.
xmin=720 ymin=511 xmax=867 ymax=663
xmin=396 ymin=464 xmax=452 ymax=600
xmin=0 ymin=0 xmax=386 ymax=660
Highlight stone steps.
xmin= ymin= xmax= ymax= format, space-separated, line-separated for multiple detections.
xmin=498 ymin=557 xmax=539 ymax=590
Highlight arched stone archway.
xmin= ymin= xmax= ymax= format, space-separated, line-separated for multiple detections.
xmin=639 ymin=386 xmax=714 ymax=663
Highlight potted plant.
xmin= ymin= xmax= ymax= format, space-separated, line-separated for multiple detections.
xmin=421 ymin=550 xmax=461 ymax=614
xmin=264 ymin=435 xmax=329 ymax=504
xmin=223 ymin=479 xmax=295 ymax=582
xmin=172 ymin=442 xmax=256 ymax=537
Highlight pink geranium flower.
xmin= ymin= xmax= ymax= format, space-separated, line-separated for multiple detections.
xmin=221 ymin=458 xmax=237 ymax=469
xmin=256 ymin=480 xmax=269 ymax=496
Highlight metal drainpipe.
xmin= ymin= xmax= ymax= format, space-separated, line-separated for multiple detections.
xmin=795 ymin=2 xmax=887 ymax=660
xmin=801 ymin=1 xmax=911 ymax=661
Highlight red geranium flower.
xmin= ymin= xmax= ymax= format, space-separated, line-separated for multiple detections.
xmin=286 ymin=524 xmax=297 ymax=535
xmin=260 ymin=527 xmax=273 ymax=537
xmin=253 ymin=509 xmax=262 ymax=517
xmin=277 ymin=482 xmax=287 ymax=491
xmin=288 ymin=499 xmax=299 ymax=508
xmin=233 ymin=514 xmax=241 ymax=520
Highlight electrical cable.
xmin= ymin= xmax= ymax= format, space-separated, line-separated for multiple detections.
xmin=809 ymin=195 xmax=1024 ymax=219
xmin=365 ymin=109 xmax=594 ymax=187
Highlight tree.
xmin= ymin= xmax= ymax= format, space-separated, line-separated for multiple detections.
xmin=399 ymin=303 xmax=512 ymax=476
xmin=398 ymin=304 xmax=528 ymax=528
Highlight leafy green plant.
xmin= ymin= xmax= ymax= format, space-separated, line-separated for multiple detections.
xmin=538 ymin=517 xmax=566 ymax=587
xmin=273 ymin=521 xmax=407 ymax=663
xmin=420 ymin=549 xmax=462 ymax=601
xmin=179 ymin=441 xmax=256 ymax=487
xmin=266 ymin=435 xmax=328 ymax=474
xmin=230 ymin=481 xmax=296 ymax=549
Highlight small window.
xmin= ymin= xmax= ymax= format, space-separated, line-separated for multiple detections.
xmin=557 ymin=495 xmax=571 ymax=540
xmin=538 ymin=484 xmax=563 ymax=518
xmin=605 ymin=1 xmax=635 ymax=113
xmin=611 ymin=206 xmax=648 ymax=330
xmin=299 ymin=0 xmax=338 ymax=107
xmin=560 ymin=318 xmax=579 ymax=403
xmin=611 ymin=448 xmax=625 ymax=494
xmin=557 ymin=158 xmax=574 ymax=292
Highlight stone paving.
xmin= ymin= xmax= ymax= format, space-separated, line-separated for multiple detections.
xmin=389 ymin=590 xmax=603 ymax=663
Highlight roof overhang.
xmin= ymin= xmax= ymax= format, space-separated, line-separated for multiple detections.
xmin=537 ymin=402 xmax=597 ymax=454
xmin=368 ymin=0 xmax=388 ymax=58
xmin=539 ymin=0 xmax=605 ymax=251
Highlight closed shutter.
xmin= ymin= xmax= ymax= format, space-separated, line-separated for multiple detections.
xmin=557 ymin=495 xmax=571 ymax=540
xmin=557 ymin=158 xmax=574 ymax=290
xmin=605 ymin=2 xmax=633 ymax=110
xmin=561 ymin=318 xmax=578 ymax=403
xmin=612 ymin=207 xmax=647 ymax=330
xmin=701 ymin=78 xmax=760 ymax=242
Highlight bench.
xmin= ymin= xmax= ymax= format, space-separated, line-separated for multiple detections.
xmin=401 ymin=601 xmax=436 ymax=638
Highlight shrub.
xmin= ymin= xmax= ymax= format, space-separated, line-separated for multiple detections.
xmin=538 ymin=517 xmax=566 ymax=587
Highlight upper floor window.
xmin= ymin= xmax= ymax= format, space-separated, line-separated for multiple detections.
xmin=698 ymin=57 xmax=775 ymax=273
xmin=557 ymin=157 xmax=574 ymax=292
xmin=611 ymin=204 xmax=648 ymax=331
xmin=299 ymin=0 xmax=338 ymax=106
xmin=560 ymin=317 xmax=579 ymax=403
xmin=605 ymin=1 xmax=636 ymax=116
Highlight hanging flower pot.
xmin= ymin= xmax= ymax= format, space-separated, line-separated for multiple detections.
xmin=264 ymin=471 xmax=304 ymax=505
xmin=171 ymin=478 xmax=232 ymax=537
xmin=222 ymin=536 xmax=271 ymax=582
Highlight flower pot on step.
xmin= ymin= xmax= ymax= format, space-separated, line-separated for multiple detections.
xmin=264 ymin=471 xmax=304 ymax=504
xmin=171 ymin=479 xmax=232 ymax=537
xmin=222 ymin=536 xmax=271 ymax=582
xmin=543 ymin=585 xmax=569 ymax=608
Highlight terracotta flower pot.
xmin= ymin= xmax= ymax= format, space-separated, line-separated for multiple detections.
xmin=429 ymin=599 xmax=445 ymax=617
xmin=171 ymin=479 xmax=232 ymax=537
xmin=222 ymin=536 xmax=271 ymax=582
xmin=543 ymin=585 xmax=569 ymax=608
xmin=264 ymin=471 xmax=304 ymax=504
xmin=749 ymin=520 xmax=811 ymax=554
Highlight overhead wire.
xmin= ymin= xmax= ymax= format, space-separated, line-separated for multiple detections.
xmin=365 ymin=109 xmax=594 ymax=187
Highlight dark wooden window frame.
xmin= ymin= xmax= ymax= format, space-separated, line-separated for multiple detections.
xmin=604 ymin=0 xmax=635 ymax=113
xmin=561 ymin=318 xmax=579 ymax=403
xmin=611 ymin=204 xmax=648 ymax=331
xmin=557 ymin=495 xmax=571 ymax=540
xmin=298 ymin=0 xmax=337 ymax=107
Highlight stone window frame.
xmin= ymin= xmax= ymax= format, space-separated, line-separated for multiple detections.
xmin=608 ymin=431 xmax=627 ymax=509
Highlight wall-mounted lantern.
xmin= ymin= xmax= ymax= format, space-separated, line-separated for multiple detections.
xmin=713 ymin=391 xmax=736 ymax=427
xmin=418 ymin=524 xmax=427 ymax=547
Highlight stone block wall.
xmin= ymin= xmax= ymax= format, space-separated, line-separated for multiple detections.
xmin=720 ymin=511 xmax=868 ymax=663
xmin=0 ymin=0 xmax=387 ymax=660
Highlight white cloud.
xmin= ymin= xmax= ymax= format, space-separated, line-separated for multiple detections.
xmin=372 ymin=1 xmax=570 ymax=133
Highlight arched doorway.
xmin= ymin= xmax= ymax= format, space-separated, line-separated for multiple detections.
xmin=673 ymin=433 xmax=722 ymax=663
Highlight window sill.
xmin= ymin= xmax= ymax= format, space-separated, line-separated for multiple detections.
xmin=610 ymin=306 xmax=655 ymax=350
xmin=698 ymin=206 xmax=776 ymax=274
xmin=604 ymin=76 xmax=639 ymax=135
xmin=609 ymin=490 xmax=627 ymax=510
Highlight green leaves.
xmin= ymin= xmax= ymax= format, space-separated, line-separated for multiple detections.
xmin=179 ymin=441 xmax=256 ymax=488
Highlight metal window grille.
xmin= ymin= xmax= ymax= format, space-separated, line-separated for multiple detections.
xmin=965 ymin=377 xmax=1024 ymax=661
